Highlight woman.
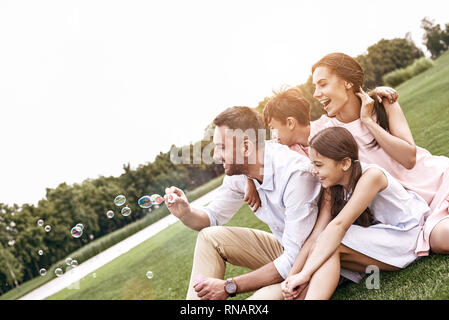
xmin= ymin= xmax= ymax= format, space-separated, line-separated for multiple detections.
xmin=282 ymin=127 xmax=428 ymax=300
xmin=310 ymin=52 xmax=449 ymax=256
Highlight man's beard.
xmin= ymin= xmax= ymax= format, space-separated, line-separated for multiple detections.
xmin=224 ymin=163 xmax=250 ymax=176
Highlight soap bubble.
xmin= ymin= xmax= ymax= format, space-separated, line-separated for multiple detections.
xmin=106 ymin=210 xmax=114 ymax=218
xmin=65 ymin=257 xmax=73 ymax=265
xmin=151 ymin=194 xmax=164 ymax=205
xmin=38 ymin=250 xmax=43 ymax=256
xmin=71 ymin=260 xmax=78 ymax=267
xmin=55 ymin=268 xmax=63 ymax=277
xmin=37 ymin=219 xmax=44 ymax=227
xmin=121 ymin=206 xmax=132 ymax=217
xmin=44 ymin=225 xmax=51 ymax=232
xmin=146 ymin=271 xmax=154 ymax=279
xmin=114 ymin=195 xmax=126 ymax=206
xmin=39 ymin=268 xmax=47 ymax=276
xmin=71 ymin=226 xmax=83 ymax=238
xmin=75 ymin=223 xmax=84 ymax=231
xmin=138 ymin=195 xmax=153 ymax=209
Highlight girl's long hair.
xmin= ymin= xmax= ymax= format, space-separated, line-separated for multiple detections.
xmin=310 ymin=127 xmax=376 ymax=227
xmin=312 ymin=52 xmax=390 ymax=148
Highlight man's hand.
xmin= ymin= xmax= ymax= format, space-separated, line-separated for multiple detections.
xmin=193 ymin=277 xmax=229 ymax=300
xmin=164 ymin=186 xmax=191 ymax=220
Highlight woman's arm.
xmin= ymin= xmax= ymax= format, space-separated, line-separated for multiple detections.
xmin=287 ymin=168 xmax=388 ymax=291
xmin=357 ymin=89 xmax=417 ymax=169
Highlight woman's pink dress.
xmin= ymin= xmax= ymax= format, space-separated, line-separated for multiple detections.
xmin=310 ymin=114 xmax=449 ymax=256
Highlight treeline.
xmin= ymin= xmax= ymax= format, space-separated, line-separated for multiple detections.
xmin=0 ymin=136 xmax=223 ymax=294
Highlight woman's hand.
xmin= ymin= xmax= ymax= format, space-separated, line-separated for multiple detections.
xmin=244 ymin=179 xmax=262 ymax=212
xmin=371 ymin=86 xmax=398 ymax=104
xmin=355 ymin=87 xmax=376 ymax=123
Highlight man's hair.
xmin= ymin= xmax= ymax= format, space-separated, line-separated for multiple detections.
xmin=263 ymin=87 xmax=310 ymax=126
xmin=213 ymin=106 xmax=266 ymax=145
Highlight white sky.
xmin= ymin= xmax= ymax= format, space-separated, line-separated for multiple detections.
xmin=1 ymin=0 xmax=448 ymax=206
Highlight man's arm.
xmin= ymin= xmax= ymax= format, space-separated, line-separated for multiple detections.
xmin=165 ymin=175 xmax=247 ymax=231
xmin=274 ymin=170 xmax=322 ymax=279
xmin=233 ymin=262 xmax=283 ymax=293
xmin=194 ymin=262 xmax=283 ymax=300
xmin=288 ymin=188 xmax=333 ymax=276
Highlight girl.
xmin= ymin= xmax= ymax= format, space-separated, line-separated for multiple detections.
xmin=282 ymin=127 xmax=428 ymax=300
xmin=310 ymin=52 xmax=449 ymax=255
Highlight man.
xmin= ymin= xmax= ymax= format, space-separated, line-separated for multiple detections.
xmin=164 ymin=106 xmax=321 ymax=299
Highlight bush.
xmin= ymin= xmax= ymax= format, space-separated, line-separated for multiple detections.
xmin=383 ymin=57 xmax=434 ymax=87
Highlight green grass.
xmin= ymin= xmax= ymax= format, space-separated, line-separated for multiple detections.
xmin=48 ymin=205 xmax=270 ymax=300
xmin=396 ymin=50 xmax=449 ymax=157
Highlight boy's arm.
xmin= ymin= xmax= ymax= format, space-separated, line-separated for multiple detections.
xmin=244 ymin=177 xmax=262 ymax=212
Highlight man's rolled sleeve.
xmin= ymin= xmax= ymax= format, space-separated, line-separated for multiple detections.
xmin=195 ymin=175 xmax=247 ymax=227
xmin=275 ymin=170 xmax=321 ymax=278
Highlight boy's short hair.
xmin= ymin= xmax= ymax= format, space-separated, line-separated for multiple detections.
xmin=263 ymin=87 xmax=310 ymax=127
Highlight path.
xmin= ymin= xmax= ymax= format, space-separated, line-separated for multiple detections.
xmin=19 ymin=188 xmax=219 ymax=300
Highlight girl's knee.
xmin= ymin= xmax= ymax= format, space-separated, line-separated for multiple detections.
xmin=430 ymin=219 xmax=449 ymax=254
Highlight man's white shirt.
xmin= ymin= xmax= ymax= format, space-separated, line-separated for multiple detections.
xmin=198 ymin=141 xmax=322 ymax=279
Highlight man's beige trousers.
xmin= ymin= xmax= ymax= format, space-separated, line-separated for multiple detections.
xmin=186 ymin=226 xmax=285 ymax=300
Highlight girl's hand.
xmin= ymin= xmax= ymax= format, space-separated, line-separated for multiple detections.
xmin=371 ymin=86 xmax=398 ymax=104
xmin=281 ymin=279 xmax=295 ymax=300
xmin=355 ymin=87 xmax=375 ymax=123
xmin=286 ymin=272 xmax=311 ymax=297
xmin=244 ymin=179 xmax=262 ymax=212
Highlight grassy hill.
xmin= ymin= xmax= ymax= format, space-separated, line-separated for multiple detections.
xmin=27 ymin=50 xmax=449 ymax=300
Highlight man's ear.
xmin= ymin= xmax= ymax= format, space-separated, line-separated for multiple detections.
xmin=286 ymin=117 xmax=296 ymax=130
xmin=242 ymin=137 xmax=257 ymax=159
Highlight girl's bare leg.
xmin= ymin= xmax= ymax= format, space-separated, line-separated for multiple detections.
xmin=296 ymin=244 xmax=401 ymax=300
xmin=304 ymin=250 xmax=341 ymax=300
xmin=430 ymin=218 xmax=449 ymax=254
xmin=338 ymin=244 xmax=400 ymax=271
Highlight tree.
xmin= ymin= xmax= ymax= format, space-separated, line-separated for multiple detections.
xmin=0 ymin=243 xmax=24 ymax=288
xmin=421 ymin=17 xmax=448 ymax=59
xmin=356 ymin=37 xmax=424 ymax=88
xmin=297 ymin=76 xmax=325 ymax=121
